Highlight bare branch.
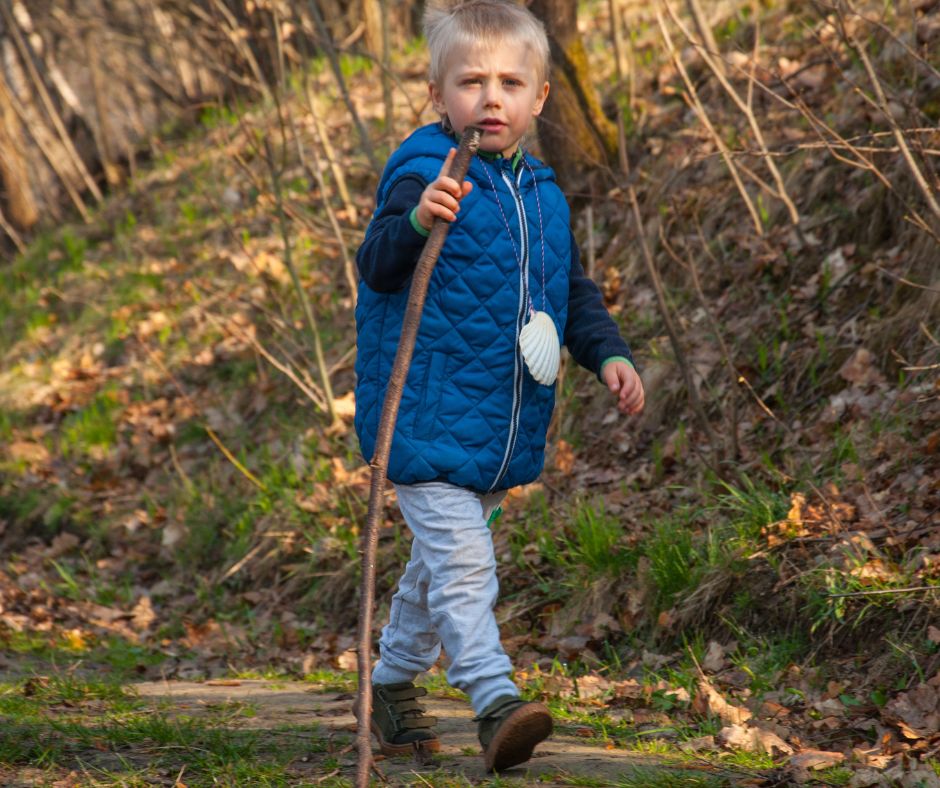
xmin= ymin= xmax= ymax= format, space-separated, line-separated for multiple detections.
xmin=655 ymin=5 xmax=764 ymax=235
xmin=838 ymin=9 xmax=940 ymax=222
xmin=664 ymin=0 xmax=801 ymax=228
xmin=263 ymin=135 xmax=339 ymax=424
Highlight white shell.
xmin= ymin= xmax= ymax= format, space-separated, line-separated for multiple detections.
xmin=519 ymin=310 xmax=560 ymax=386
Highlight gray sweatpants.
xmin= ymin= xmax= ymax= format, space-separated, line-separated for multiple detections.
xmin=371 ymin=481 xmax=518 ymax=714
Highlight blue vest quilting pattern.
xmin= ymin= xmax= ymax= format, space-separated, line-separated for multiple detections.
xmin=355 ymin=124 xmax=572 ymax=493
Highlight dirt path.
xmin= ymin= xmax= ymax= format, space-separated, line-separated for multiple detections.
xmin=134 ymin=680 xmax=722 ymax=786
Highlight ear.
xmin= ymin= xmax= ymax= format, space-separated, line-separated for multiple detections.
xmin=429 ymin=81 xmax=446 ymax=115
xmin=532 ymin=81 xmax=550 ymax=116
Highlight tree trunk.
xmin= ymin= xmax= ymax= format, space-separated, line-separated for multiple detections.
xmin=529 ymin=0 xmax=617 ymax=194
xmin=361 ymin=0 xmax=383 ymax=58
xmin=0 ymin=70 xmax=38 ymax=230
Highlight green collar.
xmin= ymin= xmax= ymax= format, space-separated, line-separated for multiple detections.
xmin=452 ymin=131 xmax=524 ymax=171
xmin=478 ymin=146 xmax=524 ymax=171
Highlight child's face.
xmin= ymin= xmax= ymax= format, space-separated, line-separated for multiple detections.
xmin=430 ymin=40 xmax=549 ymax=158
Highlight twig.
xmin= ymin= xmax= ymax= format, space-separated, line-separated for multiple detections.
xmin=169 ymin=443 xmax=195 ymax=494
xmin=833 ymin=0 xmax=940 ymax=83
xmin=838 ymin=10 xmax=940 ymax=222
xmin=608 ymin=0 xmax=629 ymax=84
xmin=269 ymin=11 xmax=359 ymax=304
xmin=921 ymin=322 xmax=939 ymax=348
xmin=584 ymin=202 xmax=596 ymax=280
xmin=664 ymin=0 xmax=801 ymax=229
xmin=84 ymin=25 xmax=120 ymax=186
xmin=135 ymin=331 xmax=266 ymax=493
xmin=380 ymin=0 xmax=394 ymax=151
xmin=304 ymin=82 xmax=359 ymax=224
xmin=0 ymin=67 xmax=37 ymax=234
xmin=827 ymin=586 xmax=939 ymax=599
xmin=291 ymin=4 xmax=360 ymax=224
xmin=0 ymin=0 xmax=102 ymax=203
xmin=220 ymin=538 xmax=271 ymax=581
xmin=736 ymin=373 xmax=782 ymax=425
xmin=263 ymin=136 xmax=339 ymax=424
xmin=195 ymin=299 xmax=327 ymax=410
xmin=659 ymin=222 xmax=739 ymax=459
xmin=732 ymin=58 xmax=940 ymax=243
xmin=206 ymin=428 xmax=266 ymax=491
xmin=616 ymin=114 xmax=722 ymax=473
xmin=288 ymin=100 xmax=358 ymax=305
xmin=0 ymin=69 xmax=90 ymax=221
xmin=655 ymin=7 xmax=763 ymax=235
xmin=684 ymin=0 xmax=723 ymax=76
xmin=874 ymin=265 xmax=940 ymax=293
xmin=204 ymin=0 xmax=270 ymax=98
xmin=306 ymin=0 xmax=378 ymax=172
xmin=0 ymin=205 xmax=26 ymax=254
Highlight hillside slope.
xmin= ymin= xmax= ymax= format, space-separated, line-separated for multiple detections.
xmin=0 ymin=1 xmax=938 ymax=784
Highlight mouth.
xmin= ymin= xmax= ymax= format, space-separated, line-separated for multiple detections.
xmin=478 ymin=118 xmax=506 ymax=133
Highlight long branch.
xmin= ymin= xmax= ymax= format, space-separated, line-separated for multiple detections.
xmin=356 ymin=128 xmax=481 ymax=788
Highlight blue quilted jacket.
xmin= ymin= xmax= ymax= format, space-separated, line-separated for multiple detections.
xmin=355 ymin=124 xmax=625 ymax=493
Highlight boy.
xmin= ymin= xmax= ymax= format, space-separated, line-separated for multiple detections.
xmin=354 ymin=0 xmax=644 ymax=772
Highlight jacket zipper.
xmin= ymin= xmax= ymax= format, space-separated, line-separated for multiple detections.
xmin=489 ymin=163 xmax=529 ymax=492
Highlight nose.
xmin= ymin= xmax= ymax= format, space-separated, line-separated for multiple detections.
xmin=483 ymin=79 xmax=501 ymax=108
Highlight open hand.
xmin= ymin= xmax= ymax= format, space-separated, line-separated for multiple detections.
xmin=602 ymin=361 xmax=645 ymax=415
xmin=416 ymin=148 xmax=473 ymax=229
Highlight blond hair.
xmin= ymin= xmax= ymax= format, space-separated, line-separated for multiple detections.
xmin=423 ymin=0 xmax=551 ymax=85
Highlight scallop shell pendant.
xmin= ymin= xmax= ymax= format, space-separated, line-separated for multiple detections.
xmin=519 ymin=310 xmax=560 ymax=386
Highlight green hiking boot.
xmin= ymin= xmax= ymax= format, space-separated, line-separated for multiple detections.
xmin=369 ymin=682 xmax=440 ymax=756
xmin=475 ymin=696 xmax=552 ymax=772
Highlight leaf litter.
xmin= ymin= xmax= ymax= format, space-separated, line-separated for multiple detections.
xmin=0 ymin=0 xmax=939 ymax=785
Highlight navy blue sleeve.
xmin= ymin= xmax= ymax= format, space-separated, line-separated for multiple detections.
xmin=563 ymin=235 xmax=636 ymax=379
xmin=356 ymin=175 xmax=429 ymax=293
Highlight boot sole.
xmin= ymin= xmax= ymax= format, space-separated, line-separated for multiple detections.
xmin=371 ymin=719 xmax=440 ymax=757
xmin=483 ymin=702 xmax=553 ymax=772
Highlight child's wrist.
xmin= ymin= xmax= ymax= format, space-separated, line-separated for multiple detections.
xmin=409 ymin=206 xmax=431 ymax=237
xmin=601 ymin=356 xmax=635 ymax=373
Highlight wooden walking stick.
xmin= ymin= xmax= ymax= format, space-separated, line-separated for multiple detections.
xmin=355 ymin=126 xmax=482 ymax=788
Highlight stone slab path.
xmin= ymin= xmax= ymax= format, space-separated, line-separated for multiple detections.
xmin=134 ymin=680 xmax=721 ymax=786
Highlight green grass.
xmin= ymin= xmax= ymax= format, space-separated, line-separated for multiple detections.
xmin=557 ymin=497 xmax=639 ymax=584
xmin=0 ymin=670 xmax=341 ymax=787
xmin=0 ymin=629 xmax=168 ymax=679
xmin=59 ymin=387 xmax=123 ymax=459
xmin=640 ymin=480 xmax=788 ymax=612
xmin=645 ymin=512 xmax=702 ymax=607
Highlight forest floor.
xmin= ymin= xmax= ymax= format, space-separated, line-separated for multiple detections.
xmin=0 ymin=654 xmax=798 ymax=787
xmin=2 ymin=0 xmax=939 ymax=786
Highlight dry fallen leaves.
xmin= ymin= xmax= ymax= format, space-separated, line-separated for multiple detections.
xmin=701 ymin=640 xmax=730 ymax=673
xmin=692 ymin=676 xmax=753 ymax=726
xmin=883 ymin=673 xmax=940 ymax=741
xmin=554 ymin=439 xmax=575 ymax=475
xmin=717 ymin=722 xmax=794 ymax=756
xmin=839 ymin=347 xmax=886 ymax=387
xmin=789 ymin=748 xmax=845 ymax=770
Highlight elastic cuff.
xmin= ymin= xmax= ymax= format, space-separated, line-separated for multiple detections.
xmin=409 ymin=206 xmax=431 ymax=238
xmin=600 ymin=356 xmax=635 ymax=374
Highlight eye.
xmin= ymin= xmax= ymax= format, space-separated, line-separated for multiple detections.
xmin=461 ymin=77 xmax=482 ymax=86
xmin=504 ymin=78 xmax=523 ymax=87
